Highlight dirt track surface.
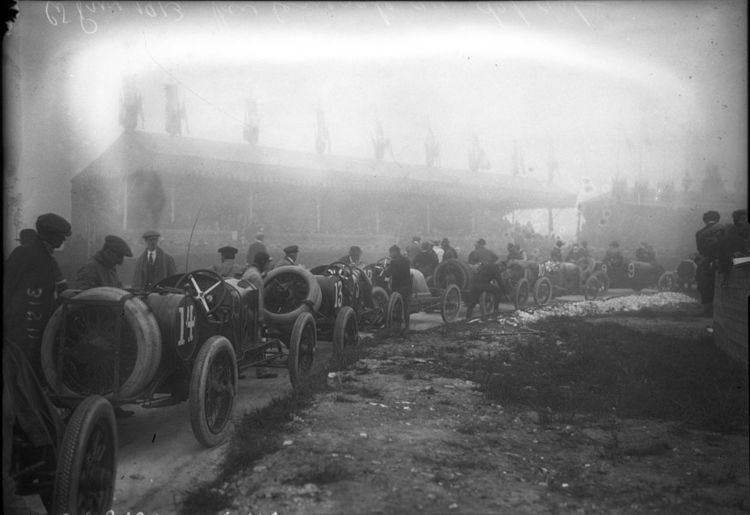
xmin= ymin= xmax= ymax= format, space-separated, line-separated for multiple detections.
xmin=198 ymin=292 xmax=749 ymax=514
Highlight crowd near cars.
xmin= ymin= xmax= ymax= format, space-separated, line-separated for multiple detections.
xmin=7 ymin=207 xmax=747 ymax=514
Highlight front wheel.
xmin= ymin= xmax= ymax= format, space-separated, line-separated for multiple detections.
xmin=657 ymin=271 xmax=676 ymax=292
xmin=52 ymin=396 xmax=117 ymax=515
xmin=440 ymin=284 xmax=461 ymax=323
xmin=533 ymin=277 xmax=553 ymax=306
xmin=386 ymin=292 xmax=407 ymax=331
xmin=288 ymin=311 xmax=317 ymax=389
xmin=584 ymin=276 xmax=600 ymax=300
xmin=593 ymin=271 xmax=610 ymax=295
xmin=332 ymin=306 xmax=358 ymax=371
xmin=514 ymin=278 xmax=529 ymax=310
xmin=478 ymin=291 xmax=496 ymax=317
xmin=371 ymin=286 xmax=390 ymax=327
xmin=189 ymin=336 xmax=238 ymax=447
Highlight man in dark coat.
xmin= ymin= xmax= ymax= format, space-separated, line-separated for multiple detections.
xmin=718 ymin=209 xmax=750 ymax=283
xmin=384 ymin=245 xmax=412 ymax=329
xmin=412 ymin=241 xmax=439 ymax=279
xmin=694 ymin=210 xmax=723 ymax=314
xmin=604 ymin=241 xmax=624 ymax=268
xmin=441 ymin=238 xmax=458 ymax=261
xmin=274 ymin=245 xmax=300 ymax=268
xmin=75 ymin=235 xmax=133 ymax=289
xmin=132 ymin=230 xmax=177 ymax=290
xmin=465 ymin=255 xmax=504 ymax=320
xmin=245 ymin=233 xmax=267 ymax=267
xmin=506 ymin=242 xmax=526 ymax=261
xmin=468 ymin=238 xmax=497 ymax=265
xmin=406 ymin=236 xmax=422 ymax=262
xmin=550 ymin=240 xmax=564 ymax=262
xmin=3 ymin=213 xmax=71 ymax=376
xmin=337 ymin=246 xmax=363 ymax=267
xmin=212 ymin=246 xmax=246 ymax=278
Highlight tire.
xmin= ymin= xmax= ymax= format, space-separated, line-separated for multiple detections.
xmin=433 ymin=259 xmax=472 ymax=291
xmin=41 ymin=287 xmax=162 ymax=400
xmin=288 ymin=311 xmax=317 ymax=389
xmin=657 ymin=271 xmax=676 ymax=292
xmin=440 ymin=284 xmax=461 ymax=323
xmin=52 ymin=395 xmax=117 ymax=515
xmin=533 ymin=276 xmax=553 ymax=306
xmin=370 ymin=286 xmax=389 ymax=327
xmin=593 ymin=271 xmax=610 ymax=295
xmin=386 ymin=292 xmax=406 ymax=331
xmin=514 ymin=278 xmax=529 ymax=310
xmin=331 ymin=306 xmax=358 ymax=371
xmin=478 ymin=291 xmax=496 ymax=317
xmin=189 ymin=335 xmax=238 ymax=447
xmin=263 ymin=267 xmax=322 ymax=326
xmin=584 ymin=276 xmax=600 ymax=300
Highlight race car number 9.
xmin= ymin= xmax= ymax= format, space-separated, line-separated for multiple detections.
xmin=334 ymin=279 xmax=343 ymax=309
xmin=177 ymin=304 xmax=196 ymax=346
xmin=365 ymin=268 xmax=373 ymax=282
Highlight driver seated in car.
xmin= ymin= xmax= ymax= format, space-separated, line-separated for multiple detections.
xmin=212 ymin=246 xmax=246 ymax=278
xmin=336 ymin=246 xmax=364 ymax=268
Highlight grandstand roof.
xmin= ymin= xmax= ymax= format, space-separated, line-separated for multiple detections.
xmin=74 ymin=130 xmax=576 ymax=209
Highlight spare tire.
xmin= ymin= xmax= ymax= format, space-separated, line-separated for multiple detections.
xmin=433 ymin=259 xmax=472 ymax=291
xmin=41 ymin=287 xmax=162 ymax=400
xmin=263 ymin=267 xmax=322 ymax=325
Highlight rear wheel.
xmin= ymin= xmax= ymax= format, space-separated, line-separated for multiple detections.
xmin=386 ymin=292 xmax=406 ymax=331
xmin=52 ymin=396 xmax=117 ymax=515
xmin=332 ymin=306 xmax=358 ymax=371
xmin=584 ymin=276 xmax=600 ymax=300
xmin=288 ymin=311 xmax=317 ymax=389
xmin=514 ymin=278 xmax=529 ymax=310
xmin=478 ymin=291 xmax=496 ymax=317
xmin=189 ymin=336 xmax=237 ymax=447
xmin=533 ymin=277 xmax=553 ymax=306
xmin=370 ymin=286 xmax=389 ymax=327
xmin=593 ymin=271 xmax=610 ymax=295
xmin=440 ymin=284 xmax=461 ymax=323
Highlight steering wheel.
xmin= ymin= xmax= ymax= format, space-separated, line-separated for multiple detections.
xmin=175 ymin=269 xmax=228 ymax=315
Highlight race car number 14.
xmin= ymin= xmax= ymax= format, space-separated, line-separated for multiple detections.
xmin=177 ymin=304 xmax=196 ymax=346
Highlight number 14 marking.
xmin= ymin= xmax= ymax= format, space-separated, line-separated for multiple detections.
xmin=178 ymin=304 xmax=196 ymax=346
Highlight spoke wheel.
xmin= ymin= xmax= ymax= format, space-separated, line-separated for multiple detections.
xmin=176 ymin=269 xmax=228 ymax=315
xmin=386 ymin=292 xmax=406 ymax=331
xmin=440 ymin=284 xmax=461 ymax=323
xmin=53 ymin=396 xmax=117 ymax=515
xmin=514 ymin=278 xmax=529 ymax=310
xmin=584 ymin=276 xmax=600 ymax=300
xmin=533 ymin=277 xmax=553 ymax=306
xmin=288 ymin=311 xmax=317 ymax=389
xmin=370 ymin=286 xmax=389 ymax=327
xmin=478 ymin=291 xmax=496 ymax=317
xmin=189 ymin=336 xmax=237 ymax=447
xmin=332 ymin=306 xmax=358 ymax=371
xmin=657 ymin=272 xmax=676 ymax=292
xmin=593 ymin=271 xmax=610 ymax=295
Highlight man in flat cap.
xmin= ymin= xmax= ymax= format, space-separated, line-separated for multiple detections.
xmin=132 ymin=230 xmax=176 ymax=290
xmin=337 ymin=246 xmax=363 ymax=267
xmin=274 ymin=245 xmax=300 ymax=268
xmin=213 ymin=246 xmax=246 ymax=278
xmin=4 ymin=213 xmax=72 ymax=376
xmin=246 ymin=233 xmax=267 ymax=268
xmin=75 ymin=235 xmax=133 ymax=290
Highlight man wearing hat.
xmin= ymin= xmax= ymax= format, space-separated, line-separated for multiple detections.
xmin=75 ymin=235 xmax=133 ymax=290
xmin=337 ymin=246 xmax=363 ymax=267
xmin=695 ymin=210 xmax=722 ymax=314
xmin=550 ymin=240 xmax=564 ymax=262
xmin=245 ymin=233 xmax=267 ymax=268
xmin=274 ymin=245 xmax=300 ymax=268
xmin=406 ymin=236 xmax=421 ymax=263
xmin=441 ymin=238 xmax=458 ymax=261
xmin=213 ymin=246 xmax=246 ymax=278
xmin=384 ymin=244 xmax=412 ymax=330
xmin=132 ymin=230 xmax=177 ymax=290
xmin=4 ymin=213 xmax=72 ymax=375
xmin=468 ymin=238 xmax=497 ymax=265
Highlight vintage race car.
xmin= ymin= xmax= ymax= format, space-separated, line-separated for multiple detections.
xmin=41 ymin=269 xmax=316 ymax=448
xmin=653 ymin=258 xmax=697 ymax=292
xmin=537 ymin=260 xmax=603 ymax=301
xmin=5 ymin=338 xmax=117 ymax=514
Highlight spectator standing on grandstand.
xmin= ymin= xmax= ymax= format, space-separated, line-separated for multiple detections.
xmin=406 ymin=236 xmax=422 ymax=262
xmin=413 ymin=241 xmax=439 ymax=278
xmin=132 ymin=230 xmax=176 ymax=290
xmin=384 ymin=245 xmax=412 ymax=329
xmin=274 ymin=245 xmax=300 ymax=268
xmin=4 ymin=213 xmax=71 ymax=376
xmin=75 ymin=235 xmax=132 ymax=289
xmin=468 ymin=238 xmax=497 ymax=265
xmin=212 ymin=246 xmax=246 ymax=278
xmin=694 ymin=210 xmax=723 ymax=315
xmin=550 ymin=240 xmax=564 ymax=262
xmin=246 ymin=233 xmax=267 ymax=267
xmin=441 ymin=238 xmax=458 ymax=261
xmin=337 ymin=246 xmax=363 ymax=267
xmin=718 ymin=209 xmax=750 ymax=283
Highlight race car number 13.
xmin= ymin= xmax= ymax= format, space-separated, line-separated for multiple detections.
xmin=177 ymin=304 xmax=196 ymax=346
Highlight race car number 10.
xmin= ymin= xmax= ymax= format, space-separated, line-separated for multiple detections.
xmin=177 ymin=304 xmax=196 ymax=346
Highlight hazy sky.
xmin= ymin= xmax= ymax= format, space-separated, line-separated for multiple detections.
xmin=3 ymin=0 xmax=747 ymax=244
